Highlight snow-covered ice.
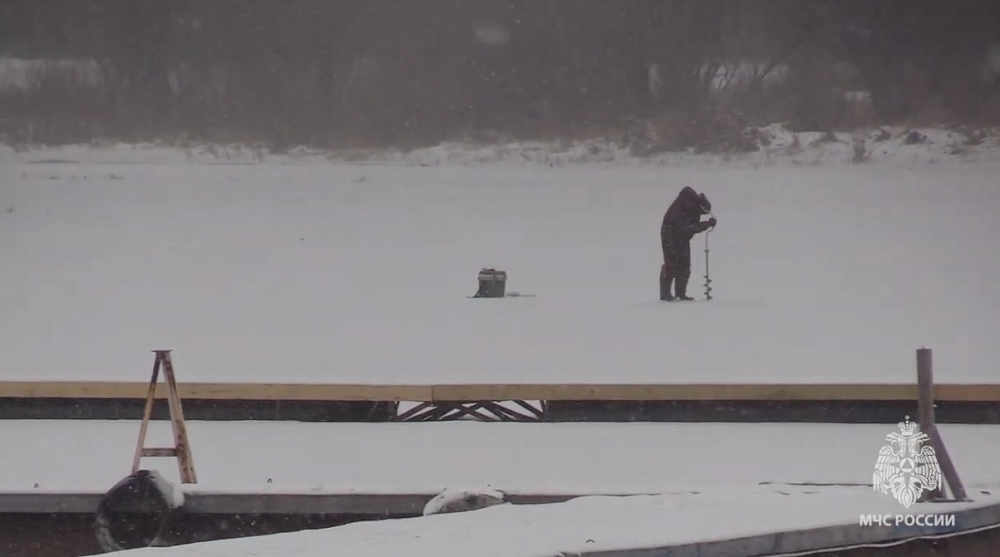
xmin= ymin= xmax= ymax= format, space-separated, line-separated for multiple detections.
xmin=1 ymin=144 xmax=998 ymax=385
xmin=3 ymin=141 xmax=1000 ymax=556
xmin=3 ymin=420 xmax=1000 ymax=493
xmin=107 ymin=486 xmax=1000 ymax=557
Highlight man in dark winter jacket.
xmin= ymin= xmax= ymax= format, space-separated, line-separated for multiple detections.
xmin=660 ymin=186 xmax=716 ymax=301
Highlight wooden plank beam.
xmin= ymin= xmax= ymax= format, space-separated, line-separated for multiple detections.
xmin=431 ymin=383 xmax=1000 ymax=402
xmin=0 ymin=381 xmax=434 ymax=401
xmin=0 ymin=381 xmax=998 ymax=402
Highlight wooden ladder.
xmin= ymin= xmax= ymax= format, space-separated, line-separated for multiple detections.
xmin=131 ymin=350 xmax=198 ymax=484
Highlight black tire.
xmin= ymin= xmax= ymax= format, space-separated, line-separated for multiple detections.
xmin=94 ymin=470 xmax=183 ymax=552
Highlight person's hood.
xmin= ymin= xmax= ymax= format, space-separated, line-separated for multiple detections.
xmin=677 ymin=186 xmax=711 ymax=214
xmin=677 ymin=186 xmax=699 ymax=206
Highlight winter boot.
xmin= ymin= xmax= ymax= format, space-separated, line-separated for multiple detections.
xmin=659 ymin=265 xmax=674 ymax=301
xmin=674 ymin=276 xmax=694 ymax=301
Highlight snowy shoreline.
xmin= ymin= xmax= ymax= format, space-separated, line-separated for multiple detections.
xmin=2 ymin=124 xmax=998 ymax=168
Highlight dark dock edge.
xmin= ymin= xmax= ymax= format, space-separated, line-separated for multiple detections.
xmin=2 ymin=397 xmax=999 ymax=423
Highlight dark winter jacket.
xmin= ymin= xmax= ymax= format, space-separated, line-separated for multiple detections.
xmin=661 ymin=186 xmax=712 ymax=248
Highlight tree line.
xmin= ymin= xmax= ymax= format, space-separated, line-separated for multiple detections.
xmin=1 ymin=0 xmax=997 ymax=150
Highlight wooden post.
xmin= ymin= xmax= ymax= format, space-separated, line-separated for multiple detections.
xmin=130 ymin=355 xmax=163 ymax=474
xmin=916 ymin=347 xmax=966 ymax=502
xmin=916 ymin=348 xmax=935 ymax=441
xmin=131 ymin=350 xmax=198 ymax=484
